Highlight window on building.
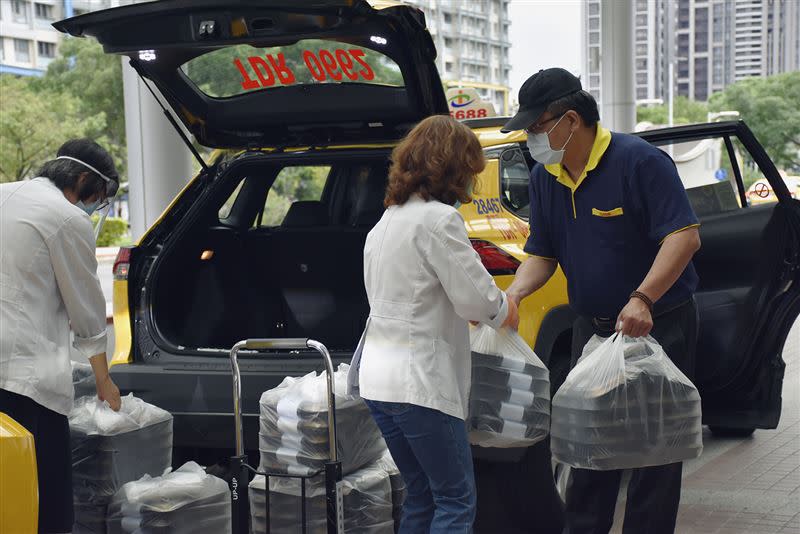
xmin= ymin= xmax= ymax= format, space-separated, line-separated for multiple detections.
xmin=677 ymin=82 xmax=689 ymax=96
xmin=695 ymin=7 xmax=709 ymax=52
xmin=589 ymin=3 xmax=599 ymax=16
xmin=444 ymin=37 xmax=453 ymax=48
xmin=14 ymin=38 xmax=30 ymax=62
xmin=636 ymin=28 xmax=648 ymax=41
xmin=636 ymin=72 xmax=648 ymax=85
xmin=443 ymin=12 xmax=452 ymax=24
xmin=589 ymin=17 xmax=599 ymax=31
xmin=678 ymin=4 xmax=690 ymax=29
xmin=12 ymin=0 xmax=29 ymax=23
xmin=636 ymin=0 xmax=647 ymax=11
xmin=445 ymin=61 xmax=453 ymax=74
xmin=589 ymin=74 xmax=600 ymax=87
xmin=589 ymin=32 xmax=600 ymax=45
xmin=37 ymin=41 xmax=55 ymax=58
xmin=0 ymin=40 xmax=4 ymax=62
xmin=589 ymin=46 xmax=600 ymax=72
xmin=694 ymin=57 xmax=709 ymax=101
xmin=636 ymin=58 xmax=648 ymax=70
xmin=636 ymin=43 xmax=647 ymax=55
xmin=636 ymin=14 xmax=647 ymax=27
xmin=34 ymin=3 xmax=53 ymax=19
xmin=637 ymin=87 xmax=648 ymax=100
xmin=713 ymin=48 xmax=725 ymax=85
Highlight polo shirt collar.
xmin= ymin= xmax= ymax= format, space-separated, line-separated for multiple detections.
xmin=544 ymin=124 xmax=612 ymax=192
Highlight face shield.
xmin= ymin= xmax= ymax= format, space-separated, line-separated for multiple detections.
xmin=55 ymin=156 xmax=120 ymax=241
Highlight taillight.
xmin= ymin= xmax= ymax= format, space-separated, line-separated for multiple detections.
xmin=471 ymin=239 xmax=521 ymax=275
xmin=113 ymin=247 xmax=132 ymax=280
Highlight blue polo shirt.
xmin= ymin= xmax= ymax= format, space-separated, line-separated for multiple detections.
xmin=524 ymin=125 xmax=699 ymax=318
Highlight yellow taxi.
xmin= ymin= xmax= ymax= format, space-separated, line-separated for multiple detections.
xmin=56 ymin=0 xmax=797 ymax=530
xmin=746 ymin=175 xmax=800 ymax=205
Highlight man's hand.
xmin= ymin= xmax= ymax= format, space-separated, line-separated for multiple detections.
xmin=616 ymin=298 xmax=653 ymax=338
xmin=96 ymin=374 xmax=121 ymax=411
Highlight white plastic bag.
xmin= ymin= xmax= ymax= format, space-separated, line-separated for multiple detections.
xmin=106 ymin=462 xmax=230 ymax=534
xmin=70 ymin=394 xmax=173 ymax=534
xmin=71 ymin=361 xmax=96 ymax=399
xmin=259 ymin=363 xmax=386 ymax=476
xmin=551 ymin=334 xmax=703 ymax=470
xmin=249 ymin=459 xmax=395 ymax=534
xmin=468 ymin=324 xmax=551 ymax=448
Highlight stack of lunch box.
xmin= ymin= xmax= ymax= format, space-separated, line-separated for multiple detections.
xmin=69 ymin=395 xmax=173 ymax=534
xmin=106 ymin=462 xmax=230 ymax=534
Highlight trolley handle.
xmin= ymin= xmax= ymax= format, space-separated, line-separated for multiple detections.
xmin=229 ymin=338 xmax=339 ymax=463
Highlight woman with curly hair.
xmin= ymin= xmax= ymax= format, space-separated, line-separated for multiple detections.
xmin=348 ymin=115 xmax=519 ymax=533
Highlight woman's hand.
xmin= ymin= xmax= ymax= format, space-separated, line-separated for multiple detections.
xmin=96 ymin=375 xmax=121 ymax=411
xmin=501 ymin=292 xmax=520 ymax=331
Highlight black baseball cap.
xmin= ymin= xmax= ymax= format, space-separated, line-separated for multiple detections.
xmin=501 ymin=68 xmax=582 ymax=133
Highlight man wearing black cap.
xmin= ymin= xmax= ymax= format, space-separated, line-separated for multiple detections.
xmin=504 ymin=68 xmax=702 ymax=533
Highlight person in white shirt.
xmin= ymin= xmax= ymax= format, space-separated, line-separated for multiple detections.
xmin=0 ymin=138 xmax=122 ymax=533
xmin=349 ymin=116 xmax=519 ymax=533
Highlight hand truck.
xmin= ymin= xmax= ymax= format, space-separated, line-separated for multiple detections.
xmin=227 ymin=338 xmax=344 ymax=534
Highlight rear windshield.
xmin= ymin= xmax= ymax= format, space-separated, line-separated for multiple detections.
xmin=181 ymin=39 xmax=404 ymax=99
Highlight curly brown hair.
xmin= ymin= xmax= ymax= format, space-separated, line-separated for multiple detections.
xmin=384 ymin=115 xmax=486 ymax=208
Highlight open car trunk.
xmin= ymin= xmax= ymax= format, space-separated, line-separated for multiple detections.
xmin=147 ymin=152 xmax=391 ymax=354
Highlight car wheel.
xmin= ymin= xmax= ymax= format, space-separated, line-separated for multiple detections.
xmin=709 ymin=426 xmax=756 ymax=438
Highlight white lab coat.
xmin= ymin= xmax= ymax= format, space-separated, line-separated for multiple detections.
xmin=350 ymin=195 xmax=508 ymax=420
xmin=0 ymin=178 xmax=107 ymax=416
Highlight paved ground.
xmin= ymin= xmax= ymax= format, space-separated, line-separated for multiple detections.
xmin=611 ymin=318 xmax=800 ymax=534
xmin=87 ymin=251 xmax=799 ymax=533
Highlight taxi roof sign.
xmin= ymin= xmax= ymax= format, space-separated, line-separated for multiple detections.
xmin=446 ymin=87 xmax=496 ymax=121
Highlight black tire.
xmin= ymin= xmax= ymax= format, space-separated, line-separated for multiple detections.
xmin=709 ymin=426 xmax=756 ymax=438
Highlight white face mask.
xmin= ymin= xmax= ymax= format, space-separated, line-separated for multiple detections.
xmin=526 ymin=114 xmax=574 ymax=165
xmin=76 ymin=199 xmax=102 ymax=216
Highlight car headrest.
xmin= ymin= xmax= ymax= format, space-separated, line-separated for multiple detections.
xmin=352 ymin=166 xmax=387 ymax=227
xmin=282 ymin=201 xmax=329 ymax=227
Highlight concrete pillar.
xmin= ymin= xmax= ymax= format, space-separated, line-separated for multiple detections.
xmin=599 ymin=0 xmax=635 ymax=132
xmin=122 ymin=58 xmax=193 ymax=241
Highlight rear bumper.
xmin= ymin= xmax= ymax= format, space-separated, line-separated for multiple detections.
xmin=109 ymin=360 xmax=329 ymax=450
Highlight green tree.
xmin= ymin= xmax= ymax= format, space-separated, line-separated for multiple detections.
xmin=636 ymin=96 xmax=709 ymax=126
xmin=35 ymin=37 xmax=127 ymax=176
xmin=0 ymin=75 xmax=105 ymax=182
xmin=710 ymin=71 xmax=800 ymax=169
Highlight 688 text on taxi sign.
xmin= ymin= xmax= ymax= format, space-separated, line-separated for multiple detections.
xmin=235 ymin=48 xmax=375 ymax=89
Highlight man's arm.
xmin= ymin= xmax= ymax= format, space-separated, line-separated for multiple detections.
xmin=617 ymin=227 xmax=701 ymax=337
xmin=506 ymin=255 xmax=559 ymax=307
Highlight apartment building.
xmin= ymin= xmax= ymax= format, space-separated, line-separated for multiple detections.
xmin=0 ymin=0 xmax=64 ymax=75
xmin=582 ymin=0 xmax=800 ymax=105
xmin=0 ymin=0 xmax=126 ymax=76
xmin=403 ymin=0 xmax=512 ymax=113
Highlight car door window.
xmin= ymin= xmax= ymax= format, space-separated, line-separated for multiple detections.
xmin=655 ymin=139 xmax=742 ymax=217
xmin=256 ymin=165 xmax=331 ymax=227
xmin=499 ymin=147 xmax=531 ymax=220
xmin=219 ymin=180 xmax=245 ymax=220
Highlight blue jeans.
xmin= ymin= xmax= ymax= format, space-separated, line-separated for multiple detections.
xmin=364 ymin=400 xmax=476 ymax=534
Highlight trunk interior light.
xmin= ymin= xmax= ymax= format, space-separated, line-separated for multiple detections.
xmin=138 ymin=50 xmax=156 ymax=61
xmin=200 ymin=250 xmax=215 ymax=261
